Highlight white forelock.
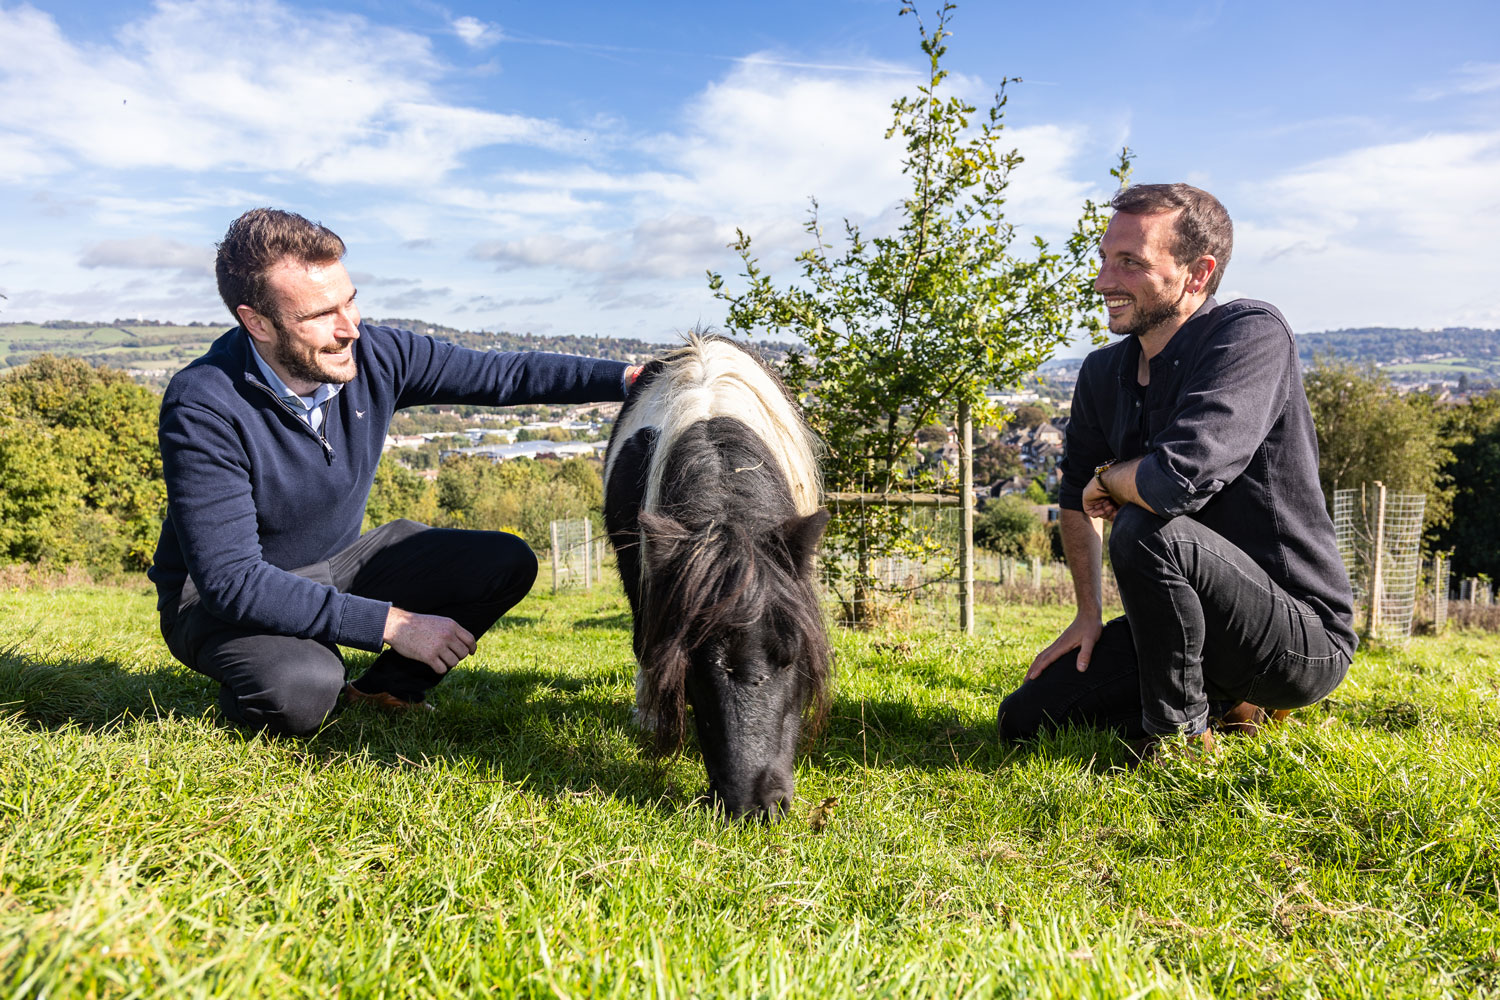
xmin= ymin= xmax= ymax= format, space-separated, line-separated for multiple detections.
xmin=605 ymin=335 xmax=821 ymax=517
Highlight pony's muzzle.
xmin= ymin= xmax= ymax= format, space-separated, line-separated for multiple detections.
xmin=710 ymin=768 xmax=795 ymax=822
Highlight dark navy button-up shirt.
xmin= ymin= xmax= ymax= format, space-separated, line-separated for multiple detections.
xmin=1060 ymin=297 xmax=1357 ymax=656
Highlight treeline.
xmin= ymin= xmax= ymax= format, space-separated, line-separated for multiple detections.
xmin=1285 ymin=357 xmax=1498 ymax=579
xmin=15 ymin=318 xmax=1500 ymax=381
xmin=0 ymin=355 xmax=606 ymax=576
xmin=23 ymin=319 xmax=217 ymax=329
xmin=1298 ymin=326 xmax=1500 ymax=364
xmin=5 ymin=353 xmax=1500 ymax=585
xmin=365 ymin=454 xmax=603 ymax=548
xmin=0 ymin=356 xmax=164 ymax=572
xmin=939 ymin=357 xmax=1500 ymax=579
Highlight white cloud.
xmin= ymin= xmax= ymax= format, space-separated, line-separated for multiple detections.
xmin=451 ymin=16 xmax=502 ymax=49
xmin=661 ymin=61 xmax=1107 ymax=232
xmin=1229 ymin=129 xmax=1500 ymax=330
xmin=1251 ymin=130 xmax=1500 ymax=257
xmin=0 ymin=1 xmax=578 ymax=187
xmin=666 ymin=57 xmax=914 ymax=220
xmin=463 ymin=59 xmax=1107 ymax=289
xmin=79 ymin=236 xmax=212 ymax=274
xmin=0 ymin=134 xmax=62 ymax=183
xmin=472 ymin=214 xmax=735 ymax=282
xmin=1415 ymin=61 xmax=1500 ymax=101
xmin=4 ymin=280 xmax=225 ymax=323
xmin=377 ymin=285 xmax=453 ymax=311
xmin=472 ymin=233 xmax=623 ymax=274
xmin=0 ymin=7 xmax=1115 ymax=337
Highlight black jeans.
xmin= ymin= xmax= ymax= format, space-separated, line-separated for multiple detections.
xmin=998 ymin=505 xmax=1351 ymax=740
xmin=161 ymin=520 xmax=538 ymax=736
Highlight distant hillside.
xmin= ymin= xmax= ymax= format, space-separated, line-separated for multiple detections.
xmin=0 ymin=323 xmax=219 ymax=387
xmin=1296 ymin=326 xmax=1500 ymax=362
xmin=0 ymin=318 xmax=800 ymax=388
xmin=8 ymin=316 xmax=1495 ymax=389
xmin=1297 ymin=326 xmax=1500 ymax=386
xmin=1046 ymin=326 xmax=1500 ymax=387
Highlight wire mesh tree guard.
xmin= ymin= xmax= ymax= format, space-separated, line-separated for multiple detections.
xmin=1333 ymin=482 xmax=1427 ymax=641
xmin=819 ymin=488 xmax=1070 ymax=628
xmin=1431 ymin=552 xmax=1450 ymax=634
xmin=548 ymin=518 xmax=605 ymax=593
xmin=821 ymin=488 xmax=962 ymax=627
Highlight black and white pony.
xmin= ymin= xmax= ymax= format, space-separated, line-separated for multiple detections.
xmin=603 ymin=335 xmax=831 ymax=819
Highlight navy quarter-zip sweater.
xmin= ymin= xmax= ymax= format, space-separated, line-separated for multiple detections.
xmin=148 ymin=323 xmax=629 ymax=652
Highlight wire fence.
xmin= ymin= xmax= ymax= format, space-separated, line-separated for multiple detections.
xmin=547 ymin=519 xmax=608 ymax=592
xmin=1431 ymin=553 xmax=1450 ymax=634
xmin=1333 ymin=484 xmax=1427 ymax=642
xmin=1332 ymin=491 xmax=1363 ymax=605
xmin=820 ymin=547 xmax=1077 ymax=626
xmin=819 ymin=478 xmax=1091 ymax=628
xmin=567 ymin=498 xmax=1075 ymax=629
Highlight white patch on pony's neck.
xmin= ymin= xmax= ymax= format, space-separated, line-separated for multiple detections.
xmin=605 ymin=336 xmax=821 ymax=517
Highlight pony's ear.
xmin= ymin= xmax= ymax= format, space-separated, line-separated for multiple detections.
xmin=638 ymin=510 xmax=690 ymax=574
xmin=777 ymin=508 xmax=830 ymax=576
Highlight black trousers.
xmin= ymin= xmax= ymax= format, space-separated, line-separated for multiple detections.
xmin=998 ymin=504 xmax=1351 ymax=741
xmin=161 ymin=520 xmax=538 ymax=736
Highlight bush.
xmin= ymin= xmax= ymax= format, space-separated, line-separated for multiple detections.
xmin=0 ymin=356 xmax=164 ymax=572
xmin=974 ymin=495 xmax=1051 ymax=560
xmin=431 ymin=455 xmax=604 ymax=549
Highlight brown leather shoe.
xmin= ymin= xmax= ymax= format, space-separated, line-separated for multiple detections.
xmin=1127 ymin=728 xmax=1216 ymax=767
xmin=1214 ymin=702 xmax=1291 ymax=737
xmin=342 ymin=683 xmax=435 ymax=713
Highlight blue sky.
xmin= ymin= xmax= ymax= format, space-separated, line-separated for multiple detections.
xmin=1 ymin=0 xmax=1497 ymax=352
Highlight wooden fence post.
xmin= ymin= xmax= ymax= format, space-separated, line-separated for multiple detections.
xmin=959 ymin=401 xmax=975 ymax=635
xmin=1367 ymin=481 xmax=1386 ymax=635
xmin=582 ymin=519 xmax=592 ymax=592
xmin=550 ymin=520 xmax=561 ymax=595
xmin=1433 ymin=554 xmax=1447 ymax=634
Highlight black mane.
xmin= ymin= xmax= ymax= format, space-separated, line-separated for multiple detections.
xmin=633 ymin=417 xmax=831 ymax=753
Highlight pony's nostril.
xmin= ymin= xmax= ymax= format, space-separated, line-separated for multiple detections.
xmin=755 ymin=772 xmax=794 ymax=821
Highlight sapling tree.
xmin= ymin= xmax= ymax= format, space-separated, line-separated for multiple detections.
xmin=709 ymin=2 xmax=1119 ymax=623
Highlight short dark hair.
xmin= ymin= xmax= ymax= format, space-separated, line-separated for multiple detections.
xmin=1110 ymin=183 xmax=1233 ymax=296
xmin=215 ymin=208 xmax=346 ymax=322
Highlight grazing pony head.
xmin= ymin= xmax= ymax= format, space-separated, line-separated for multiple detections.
xmin=635 ymin=503 xmax=831 ymax=819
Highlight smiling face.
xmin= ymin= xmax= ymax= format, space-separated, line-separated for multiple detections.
xmin=238 ymin=257 xmax=361 ymax=395
xmin=1095 ymin=209 xmax=1213 ymax=341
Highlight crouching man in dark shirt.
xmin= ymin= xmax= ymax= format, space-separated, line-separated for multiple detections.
xmin=996 ymin=184 xmax=1357 ymax=760
xmin=149 ymin=208 xmax=637 ymax=735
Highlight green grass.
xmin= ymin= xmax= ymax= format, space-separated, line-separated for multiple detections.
xmin=2 ymin=580 xmax=1499 ymax=998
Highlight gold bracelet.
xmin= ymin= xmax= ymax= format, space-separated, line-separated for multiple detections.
xmin=1093 ymin=459 xmax=1117 ymax=489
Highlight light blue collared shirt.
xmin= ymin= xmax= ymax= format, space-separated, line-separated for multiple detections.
xmin=247 ymin=338 xmax=344 ymax=434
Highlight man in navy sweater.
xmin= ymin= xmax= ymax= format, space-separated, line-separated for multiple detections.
xmin=149 ymin=208 xmax=635 ymax=735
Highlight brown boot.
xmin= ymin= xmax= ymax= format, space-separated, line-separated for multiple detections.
xmin=1214 ymin=702 xmax=1291 ymax=737
xmin=342 ymin=683 xmax=436 ymax=714
xmin=1127 ymin=728 xmax=1216 ymax=767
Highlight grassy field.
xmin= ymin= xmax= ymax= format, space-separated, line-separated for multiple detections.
xmin=1383 ymin=360 xmax=1491 ymax=377
xmin=2 ymin=579 xmax=1498 ymax=998
xmin=0 ymin=324 xmax=220 ymax=372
